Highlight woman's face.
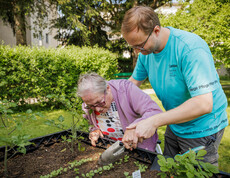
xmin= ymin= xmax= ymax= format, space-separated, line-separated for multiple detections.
xmin=81 ymin=86 xmax=113 ymax=114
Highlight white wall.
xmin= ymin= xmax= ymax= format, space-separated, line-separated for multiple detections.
xmin=0 ymin=19 xmax=16 ymax=46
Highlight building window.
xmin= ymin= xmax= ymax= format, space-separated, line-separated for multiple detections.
xmin=39 ymin=32 xmax=42 ymax=46
xmin=46 ymin=33 xmax=49 ymax=44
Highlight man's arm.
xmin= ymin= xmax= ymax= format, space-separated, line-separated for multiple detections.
xmin=127 ymin=92 xmax=213 ymax=141
xmin=128 ymin=76 xmax=144 ymax=87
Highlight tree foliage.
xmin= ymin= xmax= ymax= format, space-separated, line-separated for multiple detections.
xmin=54 ymin=0 xmax=172 ymax=48
xmin=0 ymin=0 xmax=171 ymax=48
xmin=159 ymin=0 xmax=230 ymax=67
xmin=53 ymin=0 xmax=108 ymax=47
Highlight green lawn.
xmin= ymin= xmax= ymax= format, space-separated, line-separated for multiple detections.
xmin=0 ymin=79 xmax=229 ymax=173
xmin=0 ymin=110 xmax=74 ymax=146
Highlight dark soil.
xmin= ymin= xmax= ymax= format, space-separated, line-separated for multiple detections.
xmin=0 ymin=141 xmax=160 ymax=178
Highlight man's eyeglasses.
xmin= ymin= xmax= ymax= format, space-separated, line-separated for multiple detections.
xmin=84 ymin=91 xmax=106 ymax=109
xmin=131 ymin=27 xmax=155 ymax=51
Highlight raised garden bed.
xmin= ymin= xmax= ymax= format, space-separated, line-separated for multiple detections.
xmin=0 ymin=130 xmax=229 ymax=178
xmin=0 ymin=130 xmax=161 ymax=178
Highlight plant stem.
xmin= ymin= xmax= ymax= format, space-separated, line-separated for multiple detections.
xmin=4 ymin=145 xmax=8 ymax=177
xmin=71 ymin=115 xmax=75 ymax=153
xmin=1 ymin=115 xmax=7 ymax=128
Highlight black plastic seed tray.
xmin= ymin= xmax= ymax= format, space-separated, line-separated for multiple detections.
xmin=1 ymin=130 xmax=230 ymax=177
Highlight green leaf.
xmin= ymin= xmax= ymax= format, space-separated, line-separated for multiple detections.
xmin=6 ymin=109 xmax=14 ymax=114
xmin=124 ymin=172 xmax=129 ymax=176
xmin=158 ymin=159 xmax=166 ymax=166
xmin=157 ymin=155 xmax=166 ymax=161
xmin=205 ymin=162 xmax=219 ymax=173
xmin=186 ymin=171 xmax=195 ymax=178
xmin=175 ymin=155 xmax=182 ymax=162
xmin=197 ymin=150 xmax=207 ymax=157
xmin=157 ymin=172 xmax=167 ymax=178
xmin=17 ymin=147 xmax=27 ymax=154
xmin=167 ymin=158 xmax=175 ymax=165
xmin=58 ymin=115 xmax=65 ymax=122
xmin=31 ymin=115 xmax=37 ymax=120
xmin=44 ymin=120 xmax=54 ymax=126
xmin=185 ymin=163 xmax=195 ymax=172
xmin=160 ymin=166 xmax=169 ymax=172
xmin=26 ymin=109 xmax=32 ymax=114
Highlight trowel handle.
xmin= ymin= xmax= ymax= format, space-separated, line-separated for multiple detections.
xmin=181 ymin=145 xmax=206 ymax=156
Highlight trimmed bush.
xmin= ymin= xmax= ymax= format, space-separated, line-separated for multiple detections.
xmin=0 ymin=45 xmax=119 ymax=104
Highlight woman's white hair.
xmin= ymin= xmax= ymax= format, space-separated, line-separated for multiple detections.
xmin=77 ymin=72 xmax=107 ymax=97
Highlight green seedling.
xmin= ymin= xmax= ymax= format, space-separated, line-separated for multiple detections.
xmin=74 ymin=168 xmax=79 ymax=174
xmin=124 ymin=155 xmax=130 ymax=163
xmin=124 ymin=171 xmax=131 ymax=178
xmin=115 ymin=158 xmax=123 ymax=165
xmin=134 ymin=161 xmax=148 ymax=173
xmin=82 ymin=163 xmax=114 ymax=177
xmin=41 ymin=157 xmax=93 ymax=178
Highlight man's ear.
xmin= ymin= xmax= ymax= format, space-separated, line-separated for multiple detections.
xmin=154 ymin=25 xmax=161 ymax=36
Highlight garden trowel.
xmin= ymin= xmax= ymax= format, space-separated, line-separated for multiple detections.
xmin=98 ymin=141 xmax=127 ymax=165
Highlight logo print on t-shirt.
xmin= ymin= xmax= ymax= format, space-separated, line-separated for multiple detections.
xmin=169 ymin=64 xmax=178 ymax=77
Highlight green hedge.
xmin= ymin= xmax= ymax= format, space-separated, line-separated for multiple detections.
xmin=0 ymin=45 xmax=119 ymax=104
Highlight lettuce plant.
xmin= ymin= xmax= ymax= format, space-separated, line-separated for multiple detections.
xmin=157 ymin=149 xmax=219 ymax=178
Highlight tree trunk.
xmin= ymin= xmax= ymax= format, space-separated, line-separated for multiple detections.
xmin=131 ymin=49 xmax=138 ymax=70
xmin=13 ymin=4 xmax=27 ymax=45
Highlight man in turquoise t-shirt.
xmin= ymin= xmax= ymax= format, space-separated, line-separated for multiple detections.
xmin=121 ymin=6 xmax=228 ymax=166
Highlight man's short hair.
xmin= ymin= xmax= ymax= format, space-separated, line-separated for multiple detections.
xmin=121 ymin=6 xmax=161 ymax=35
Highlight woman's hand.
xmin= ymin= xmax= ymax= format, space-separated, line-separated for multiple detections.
xmin=89 ymin=130 xmax=104 ymax=146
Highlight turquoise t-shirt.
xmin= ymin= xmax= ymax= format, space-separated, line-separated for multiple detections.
xmin=132 ymin=27 xmax=228 ymax=138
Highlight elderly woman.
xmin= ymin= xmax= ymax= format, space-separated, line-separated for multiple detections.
xmin=77 ymin=72 xmax=162 ymax=152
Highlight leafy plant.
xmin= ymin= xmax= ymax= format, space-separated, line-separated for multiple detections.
xmin=0 ymin=99 xmax=43 ymax=177
xmin=157 ymin=149 xmax=219 ymax=178
xmin=45 ymin=94 xmax=88 ymax=153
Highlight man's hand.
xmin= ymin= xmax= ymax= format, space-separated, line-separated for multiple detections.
xmin=126 ymin=117 xmax=157 ymax=146
xmin=89 ymin=130 xmax=104 ymax=146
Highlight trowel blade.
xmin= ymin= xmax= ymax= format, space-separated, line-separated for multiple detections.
xmin=98 ymin=141 xmax=127 ymax=165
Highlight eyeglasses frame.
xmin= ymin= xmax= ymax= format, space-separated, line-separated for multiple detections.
xmin=131 ymin=26 xmax=156 ymax=51
xmin=84 ymin=90 xmax=107 ymax=109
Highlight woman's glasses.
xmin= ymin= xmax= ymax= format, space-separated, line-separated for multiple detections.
xmin=84 ymin=91 xmax=106 ymax=109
